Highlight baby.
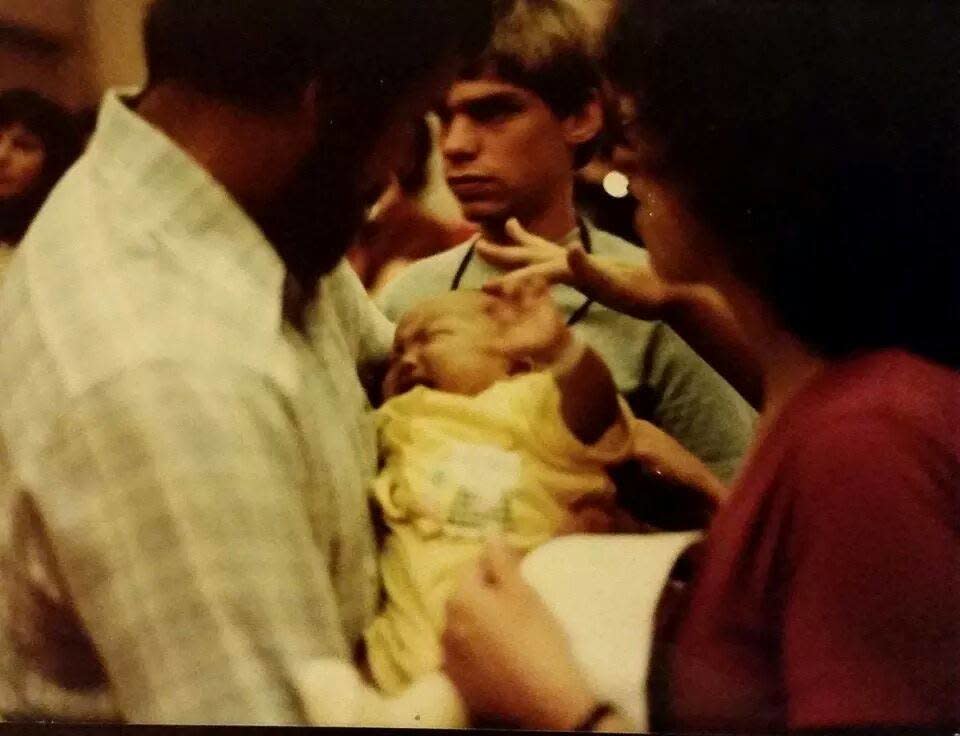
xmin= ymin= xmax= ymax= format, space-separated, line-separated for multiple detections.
xmin=300 ymin=281 xmax=634 ymax=727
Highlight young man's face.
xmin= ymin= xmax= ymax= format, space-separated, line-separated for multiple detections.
xmin=437 ymin=74 xmax=578 ymax=226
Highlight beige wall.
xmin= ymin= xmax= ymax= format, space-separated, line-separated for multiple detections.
xmin=0 ymin=0 xmax=91 ymax=108
xmin=86 ymin=0 xmax=149 ymax=94
xmin=0 ymin=0 xmax=148 ymax=110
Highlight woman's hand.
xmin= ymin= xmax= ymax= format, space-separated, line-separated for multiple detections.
xmin=630 ymin=419 xmax=729 ymax=504
xmin=612 ymin=419 xmax=729 ymax=530
xmin=442 ymin=539 xmax=599 ymax=730
xmin=479 ymin=218 xmax=676 ymax=322
xmin=484 ymin=276 xmax=573 ymax=367
xmin=481 ymin=219 xmax=763 ymax=406
xmin=476 ymin=217 xmax=574 ymax=285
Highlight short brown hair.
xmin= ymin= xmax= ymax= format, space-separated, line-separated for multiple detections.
xmin=462 ymin=0 xmax=601 ymax=120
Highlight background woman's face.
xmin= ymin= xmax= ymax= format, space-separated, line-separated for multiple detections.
xmin=609 ymin=141 xmax=708 ymax=285
xmin=0 ymin=122 xmax=46 ymax=199
xmin=611 ymin=93 xmax=724 ymax=287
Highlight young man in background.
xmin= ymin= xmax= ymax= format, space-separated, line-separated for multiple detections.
xmin=379 ymin=0 xmax=756 ymax=484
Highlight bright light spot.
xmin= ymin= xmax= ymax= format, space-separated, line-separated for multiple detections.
xmin=602 ymin=170 xmax=630 ymax=199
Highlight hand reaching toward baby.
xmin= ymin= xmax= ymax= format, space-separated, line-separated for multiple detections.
xmin=480 ymin=219 xmax=763 ymax=406
xmin=483 ymin=274 xmax=572 ymax=368
xmin=611 ymin=418 xmax=729 ymax=530
xmin=479 ymin=218 xmax=674 ymax=322
xmin=476 ymin=218 xmax=574 ymax=285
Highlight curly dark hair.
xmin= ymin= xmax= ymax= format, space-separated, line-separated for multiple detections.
xmin=0 ymin=89 xmax=82 ymax=243
xmin=607 ymin=1 xmax=960 ymax=369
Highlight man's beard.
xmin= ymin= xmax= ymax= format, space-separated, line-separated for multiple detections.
xmin=255 ymin=139 xmax=366 ymax=305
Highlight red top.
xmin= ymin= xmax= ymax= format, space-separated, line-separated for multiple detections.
xmin=662 ymin=350 xmax=960 ymax=732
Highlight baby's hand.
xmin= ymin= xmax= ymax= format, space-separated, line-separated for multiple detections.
xmin=484 ymin=276 xmax=571 ymax=366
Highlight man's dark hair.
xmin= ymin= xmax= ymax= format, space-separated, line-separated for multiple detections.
xmin=141 ymin=0 xmax=497 ymax=296
xmin=144 ymin=0 xmax=496 ymax=126
xmin=460 ymin=0 xmax=602 ymax=166
xmin=0 ymin=89 xmax=82 ymax=243
xmin=608 ymin=0 xmax=960 ymax=368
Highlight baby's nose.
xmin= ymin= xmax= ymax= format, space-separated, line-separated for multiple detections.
xmin=398 ymin=343 xmax=424 ymax=367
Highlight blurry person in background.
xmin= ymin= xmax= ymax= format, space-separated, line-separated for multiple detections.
xmin=0 ymin=89 xmax=82 ymax=270
xmin=0 ymin=0 xmax=494 ymax=725
xmin=378 ymin=0 xmax=756 ymax=486
xmin=348 ymin=116 xmax=476 ymax=294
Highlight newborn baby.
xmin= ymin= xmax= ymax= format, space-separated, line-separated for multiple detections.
xmin=301 ymin=281 xmax=634 ymax=727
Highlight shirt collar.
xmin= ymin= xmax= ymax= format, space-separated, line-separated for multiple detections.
xmin=466 ymin=216 xmax=592 ymax=250
xmin=86 ymin=90 xmax=287 ymax=323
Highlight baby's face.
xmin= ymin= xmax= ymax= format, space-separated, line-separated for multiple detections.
xmin=383 ymin=292 xmax=514 ymax=399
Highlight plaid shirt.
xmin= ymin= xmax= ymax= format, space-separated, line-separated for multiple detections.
xmin=0 ymin=92 xmax=393 ymax=724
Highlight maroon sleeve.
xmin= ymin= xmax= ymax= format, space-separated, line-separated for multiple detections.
xmin=780 ymin=411 xmax=959 ymax=730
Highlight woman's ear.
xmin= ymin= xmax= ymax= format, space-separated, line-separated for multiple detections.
xmin=508 ymin=356 xmax=536 ymax=376
xmin=561 ymin=91 xmax=604 ymax=147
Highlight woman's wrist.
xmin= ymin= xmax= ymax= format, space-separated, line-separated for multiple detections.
xmin=553 ymin=691 xmax=606 ymax=732
xmin=659 ymin=281 xmax=712 ymax=325
xmin=571 ymin=702 xmax=618 ymax=731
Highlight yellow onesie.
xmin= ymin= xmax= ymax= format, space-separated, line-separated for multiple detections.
xmin=364 ymin=370 xmax=633 ymax=694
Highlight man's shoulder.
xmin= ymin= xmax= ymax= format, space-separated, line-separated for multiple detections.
xmin=376 ymin=241 xmax=474 ymax=319
xmin=6 ymin=249 xmax=286 ymax=404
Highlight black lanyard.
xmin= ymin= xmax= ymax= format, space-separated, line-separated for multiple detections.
xmin=450 ymin=218 xmax=595 ymax=327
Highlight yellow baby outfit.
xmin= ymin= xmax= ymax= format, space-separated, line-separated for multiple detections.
xmin=364 ymin=371 xmax=632 ymax=693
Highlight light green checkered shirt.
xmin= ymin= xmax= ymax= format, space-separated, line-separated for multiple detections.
xmin=0 ymin=92 xmax=393 ymax=724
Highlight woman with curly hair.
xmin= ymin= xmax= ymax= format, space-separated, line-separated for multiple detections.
xmin=440 ymin=2 xmax=959 ymax=733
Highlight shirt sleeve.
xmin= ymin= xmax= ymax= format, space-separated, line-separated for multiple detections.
xmin=33 ymin=361 xmax=352 ymax=724
xmin=780 ymin=412 xmax=959 ymax=729
xmin=635 ymin=322 xmax=756 ymax=483
xmin=329 ymin=260 xmax=395 ymax=368
xmin=374 ymin=262 xmax=415 ymax=323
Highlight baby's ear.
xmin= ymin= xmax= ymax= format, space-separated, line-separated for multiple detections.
xmin=507 ymin=356 xmax=536 ymax=375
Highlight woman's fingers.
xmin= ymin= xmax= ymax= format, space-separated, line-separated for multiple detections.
xmin=629 ymin=418 xmax=728 ymax=504
xmin=484 ymin=261 xmax=573 ymax=299
xmin=483 ymin=263 xmax=567 ymax=302
xmin=503 ymin=217 xmax=539 ymax=246
xmin=476 ymin=240 xmax=539 ymax=268
xmin=478 ymin=217 xmax=569 ymax=269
